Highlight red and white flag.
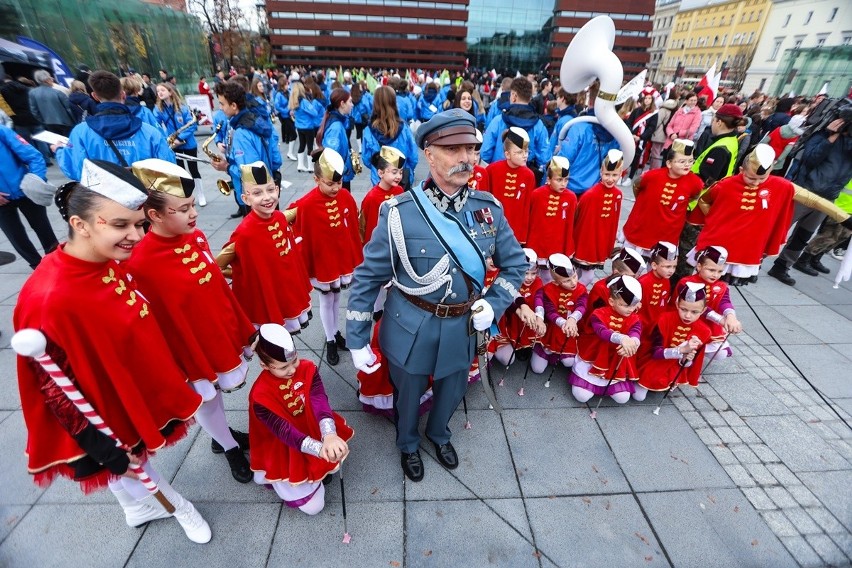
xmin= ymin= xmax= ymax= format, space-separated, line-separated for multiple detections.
xmin=695 ymin=63 xmax=719 ymax=100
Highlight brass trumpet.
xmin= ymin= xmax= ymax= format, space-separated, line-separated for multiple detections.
xmin=202 ymin=123 xmax=233 ymax=196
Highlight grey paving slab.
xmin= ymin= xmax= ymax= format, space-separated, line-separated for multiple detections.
xmin=738 ymin=304 xmax=824 ymax=346
xmin=0 ymin=410 xmax=10 ymax=425
xmin=503 ymin=408 xmax=630 ymax=497
xmin=639 ymin=489 xmax=797 ymax=568
xmin=708 ymin=372 xmax=790 ymax=417
xmin=0 ymin=504 xmax=28 ymax=546
xmin=487 ymin=497 xmax=533 ymax=540
xmin=596 ymin=406 xmax=734 ymax=492
xmin=0 ymin=412 xmax=46 ymax=505
xmin=0 ymin=349 xmax=21 ymax=411
xmin=779 ymin=305 xmax=852 ymax=345
xmin=527 ymin=494 xmax=667 ymax=567
xmin=127 ymin=503 xmax=279 ymax=568
xmin=406 ymin=498 xmax=540 ymax=568
xmin=776 ymin=344 xmax=852 ymax=400
xmin=322 ymin=411 xmax=404 ymax=503
xmin=0 ymin=503 xmax=140 ymax=568
xmin=0 ymin=272 xmax=31 ymax=306
xmin=739 ymin=279 xmax=820 ymax=306
xmin=267 ymin=501 xmax=403 ymax=568
xmin=800 ymin=471 xmax=852 ymax=533
xmin=747 ymin=415 xmax=849 ymax=473
xmin=40 ymin=426 xmax=200 ymax=505
xmin=491 ymin=365 xmax=587 ymax=410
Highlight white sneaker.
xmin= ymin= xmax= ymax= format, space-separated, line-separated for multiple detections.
xmin=172 ymin=497 xmax=212 ymax=544
xmin=830 ymin=247 xmax=846 ymax=261
xmin=124 ymin=496 xmax=174 ymax=528
xmin=286 ymin=141 xmax=297 ymax=161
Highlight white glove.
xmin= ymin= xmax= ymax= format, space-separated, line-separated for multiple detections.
xmin=351 ymin=345 xmax=380 ymax=374
xmin=470 ymin=299 xmax=495 ymax=332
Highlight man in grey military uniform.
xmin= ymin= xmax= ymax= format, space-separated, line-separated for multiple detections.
xmin=346 ymin=109 xmax=527 ymax=482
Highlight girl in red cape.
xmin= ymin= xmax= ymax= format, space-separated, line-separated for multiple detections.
xmin=13 ymin=159 xmax=210 ymax=543
xmin=127 ymin=159 xmax=256 ymax=484
xmin=249 ymin=324 xmax=353 ymax=515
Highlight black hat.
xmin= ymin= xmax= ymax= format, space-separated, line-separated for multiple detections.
xmin=650 ymin=241 xmax=678 ymax=262
xmin=548 ymin=253 xmax=575 ymax=277
xmin=607 ymin=275 xmax=642 ymax=306
xmin=696 ymin=245 xmax=728 ymax=265
xmin=256 ymin=324 xmax=297 ymax=362
xmin=678 ymin=281 xmax=707 ymax=303
xmin=415 ymin=108 xmax=479 ymax=149
xmin=615 ymin=247 xmax=646 ymax=274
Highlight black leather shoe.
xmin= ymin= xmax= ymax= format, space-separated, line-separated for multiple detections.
xmin=326 ymin=340 xmax=340 ymax=366
xmin=322 ymin=474 xmax=333 ymax=486
xmin=768 ymin=264 xmax=796 ymax=286
xmin=224 ymin=447 xmax=253 ymax=483
xmin=516 ymin=347 xmax=532 ymax=362
xmin=211 ymin=428 xmax=250 ymax=454
xmin=334 ymin=331 xmax=350 ymax=351
xmin=792 ymin=259 xmax=818 ymax=276
xmin=432 ymin=441 xmax=459 ymax=470
xmin=810 ymin=253 xmax=831 ymax=274
xmin=400 ymin=451 xmax=424 ymax=482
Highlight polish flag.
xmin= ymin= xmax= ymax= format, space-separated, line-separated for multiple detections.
xmin=695 ymin=63 xmax=718 ymax=100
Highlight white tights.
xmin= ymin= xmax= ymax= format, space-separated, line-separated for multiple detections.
xmin=494 ymin=344 xmax=514 ymax=366
xmin=195 ymin=390 xmax=238 ymax=452
xmin=572 ymin=386 xmax=631 ymax=404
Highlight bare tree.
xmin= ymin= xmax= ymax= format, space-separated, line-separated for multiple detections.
xmin=188 ymin=0 xmax=249 ymax=68
xmin=724 ymin=46 xmax=757 ymax=92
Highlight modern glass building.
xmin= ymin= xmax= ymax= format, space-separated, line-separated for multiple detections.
xmin=266 ymin=0 xmax=652 ymax=74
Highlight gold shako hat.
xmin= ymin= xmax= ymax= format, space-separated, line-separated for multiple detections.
xmin=240 ymin=161 xmax=273 ymax=187
xmin=379 ymin=146 xmax=406 ymax=169
xmin=315 ymin=148 xmax=344 ymax=182
xmin=671 ymin=139 xmax=695 ymax=157
xmin=746 ymin=144 xmax=775 ymax=176
xmin=131 ymin=158 xmax=194 ymax=198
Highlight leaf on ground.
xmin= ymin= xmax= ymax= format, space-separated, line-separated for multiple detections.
xmin=424 ymin=550 xmax=432 ymax=557
xmin=708 ymin=495 xmax=716 ymax=504
xmin=645 ymin=555 xmax=654 ymax=562
xmin=532 ymin=551 xmax=542 ymax=559
xmin=390 ymin=562 xmax=401 ymax=567
xmin=733 ymin=506 xmax=740 ymax=513
xmin=592 ymin=465 xmax=599 ymax=473
xmin=436 ymin=510 xmax=443 ymax=518
xmin=371 ymin=487 xmax=379 ymax=495
xmin=635 ymin=532 xmax=650 ymax=545
xmin=582 ymin=497 xmax=592 ymax=505
xmin=751 ymin=539 xmax=759 ymax=547
xmin=604 ymin=500 xmax=612 ymax=510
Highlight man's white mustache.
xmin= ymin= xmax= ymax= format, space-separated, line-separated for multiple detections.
xmin=448 ymin=163 xmax=473 ymax=175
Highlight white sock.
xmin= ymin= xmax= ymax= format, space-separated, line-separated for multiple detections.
xmin=196 ymin=392 xmax=238 ymax=451
xmin=298 ymin=484 xmax=325 ymax=515
xmin=632 ymin=385 xmax=648 ymax=401
xmin=318 ymin=292 xmax=337 ymax=341
xmin=494 ymin=344 xmax=514 ymax=366
xmin=530 ymin=352 xmax=549 ymax=374
xmin=611 ymin=391 xmax=631 ymax=404
xmin=572 ymin=386 xmax=594 ymax=403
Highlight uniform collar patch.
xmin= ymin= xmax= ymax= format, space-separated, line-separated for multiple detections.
xmin=424 ymin=181 xmax=468 ymax=213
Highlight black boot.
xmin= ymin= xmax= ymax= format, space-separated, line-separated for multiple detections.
xmin=810 ymin=252 xmax=831 ymax=274
xmin=792 ymin=253 xmax=819 ymax=276
xmin=326 ymin=340 xmax=340 ymax=366
xmin=334 ymin=331 xmax=350 ymax=351
xmin=768 ymin=262 xmax=796 ymax=286
xmin=211 ymin=428 xmax=250 ymax=454
xmin=224 ymin=447 xmax=253 ymax=483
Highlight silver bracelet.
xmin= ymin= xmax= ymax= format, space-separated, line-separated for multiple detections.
xmin=300 ymin=437 xmax=322 ymax=457
xmin=319 ymin=418 xmax=337 ymax=439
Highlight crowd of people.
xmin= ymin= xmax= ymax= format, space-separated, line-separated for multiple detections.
xmin=2 ymin=58 xmax=851 ymax=546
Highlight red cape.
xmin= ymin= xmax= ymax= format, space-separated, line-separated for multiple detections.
xmin=622 ymin=168 xmax=703 ymax=249
xmin=225 ymin=210 xmax=312 ymax=324
xmin=696 ymin=174 xmax=796 ymax=265
xmin=526 ymin=185 xmax=578 ymax=259
xmin=638 ymin=312 xmax=711 ymax=390
xmin=292 ymin=188 xmax=363 ymax=282
xmin=539 ymin=281 xmax=587 ymax=354
xmin=498 ymin=277 xmax=543 ymax=349
xmin=249 ymin=362 xmax=353 ymax=484
xmin=468 ymin=164 xmax=487 ymax=191
xmin=485 ymin=160 xmax=535 ymax=243
xmin=127 ymin=230 xmax=255 ymax=381
xmin=637 ymin=271 xmax=672 ymax=339
xmin=360 ymin=184 xmax=404 ymax=244
xmin=14 ymin=246 xmax=201 ymax=490
xmin=675 ymin=275 xmax=729 ymax=342
xmin=577 ymin=306 xmax=640 ymax=380
xmin=573 ymin=182 xmax=623 ymax=265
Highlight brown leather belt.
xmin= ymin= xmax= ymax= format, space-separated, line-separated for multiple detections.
xmin=399 ymin=290 xmax=479 ymax=318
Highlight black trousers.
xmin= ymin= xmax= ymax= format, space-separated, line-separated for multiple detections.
xmin=175 ymin=147 xmax=201 ymax=179
xmin=297 ymin=129 xmax=316 ymax=154
xmin=0 ymin=196 xmax=59 ymax=268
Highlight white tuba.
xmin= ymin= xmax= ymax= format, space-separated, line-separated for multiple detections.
xmin=556 ymin=16 xmax=635 ymax=167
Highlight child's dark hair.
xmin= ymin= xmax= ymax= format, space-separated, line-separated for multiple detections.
xmin=55 ymin=182 xmax=108 ymax=238
xmin=310 ymin=148 xmax=325 ymax=177
xmin=611 ymin=259 xmax=631 ymax=274
xmin=89 ymin=70 xmax=121 ymax=101
xmin=214 ymin=81 xmax=246 ymax=109
xmin=255 ymin=342 xmax=278 ymax=365
xmin=141 ymin=191 xmax=170 ymax=221
xmin=371 ymin=152 xmax=393 ymax=170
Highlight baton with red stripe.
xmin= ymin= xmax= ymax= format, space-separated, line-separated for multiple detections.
xmin=12 ymin=328 xmax=175 ymax=513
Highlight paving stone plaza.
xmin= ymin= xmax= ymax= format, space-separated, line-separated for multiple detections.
xmin=0 ymin=153 xmax=850 ymax=567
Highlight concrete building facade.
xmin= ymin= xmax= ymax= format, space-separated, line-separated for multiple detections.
xmin=648 ymin=0 xmax=681 ymax=83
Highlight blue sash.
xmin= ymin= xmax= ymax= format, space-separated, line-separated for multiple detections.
xmin=409 ymin=181 xmax=486 ymax=292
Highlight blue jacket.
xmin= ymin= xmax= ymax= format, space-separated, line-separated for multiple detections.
xmin=548 ymin=106 xmax=579 ymax=156
xmin=321 ymin=112 xmax=354 ymax=182
xmin=294 ymin=97 xmax=320 ymax=130
xmin=396 ymin=94 xmax=414 ymax=122
xmin=417 ymin=88 xmax=440 ymax=122
xmin=558 ymin=121 xmax=619 ymax=195
xmin=125 ymin=97 xmax=160 ymax=129
xmin=362 ymin=122 xmax=418 ymax=186
xmin=152 ymin=103 xmax=197 ymax=150
xmin=273 ymin=90 xmax=289 ymax=118
xmin=485 ymin=91 xmax=511 ymax=128
xmin=312 ymin=99 xmax=326 ymax=129
xmin=212 ymin=110 xmax=229 ymax=144
xmin=481 ymin=104 xmax=552 ymax=167
xmin=57 ymin=102 xmax=175 ymax=181
xmin=225 ymin=108 xmax=283 ymax=199
xmin=0 ymin=125 xmax=46 ymax=199
xmin=352 ymin=94 xmax=372 ymax=126
xmin=345 ymin=185 xmax=527 ymax=377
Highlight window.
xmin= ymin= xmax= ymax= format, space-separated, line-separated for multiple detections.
xmin=793 ymin=36 xmax=804 ymax=49
xmin=783 ymin=14 xmax=790 ymax=28
xmin=844 ymin=33 xmax=852 ymax=46
xmin=828 ymin=8 xmax=837 ymax=22
xmin=816 ymin=34 xmax=829 ymax=48
xmin=804 ymin=11 xmax=813 ymax=24
xmin=769 ymin=38 xmax=783 ymax=60
xmin=748 ymin=32 xmax=755 ymax=44
xmin=722 ymin=34 xmax=727 ymax=45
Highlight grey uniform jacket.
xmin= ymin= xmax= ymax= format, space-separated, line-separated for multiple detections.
xmin=346 ymin=185 xmax=527 ymax=379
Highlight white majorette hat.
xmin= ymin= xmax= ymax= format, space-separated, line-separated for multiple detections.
xmin=256 ymin=323 xmax=297 ymax=362
xmin=548 ymin=253 xmax=575 ymax=277
xmin=607 ymin=275 xmax=642 ymax=306
xmin=746 ymin=144 xmax=775 ymax=175
xmin=504 ymin=126 xmax=530 ymax=151
xmin=679 ymin=281 xmax=707 ymax=303
xmin=650 ymin=241 xmax=678 ymax=262
xmin=696 ymin=245 xmax=728 ymax=265
xmin=80 ymin=159 xmax=148 ymax=210
xmin=523 ymin=248 xmax=538 ymax=270
xmin=615 ymin=247 xmax=646 ymax=274
xmin=603 ymin=149 xmax=624 ymax=171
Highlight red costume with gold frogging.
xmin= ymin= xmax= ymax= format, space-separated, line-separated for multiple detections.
xmin=573 ymin=182 xmax=622 ymax=265
xmin=360 ymin=183 xmax=404 ymax=243
xmin=526 ymin=184 xmax=577 ymax=259
xmin=623 ymin=167 xmax=703 ymax=250
xmin=484 ymin=159 xmax=535 ymax=243
xmin=637 ymin=312 xmax=711 ymax=390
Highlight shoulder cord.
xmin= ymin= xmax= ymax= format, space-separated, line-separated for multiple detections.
xmin=387 ymin=204 xmax=453 ymax=299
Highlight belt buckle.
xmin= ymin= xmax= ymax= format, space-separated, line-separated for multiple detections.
xmin=434 ymin=303 xmax=450 ymax=318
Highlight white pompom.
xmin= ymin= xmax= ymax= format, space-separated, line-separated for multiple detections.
xmin=11 ymin=329 xmax=48 ymax=358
